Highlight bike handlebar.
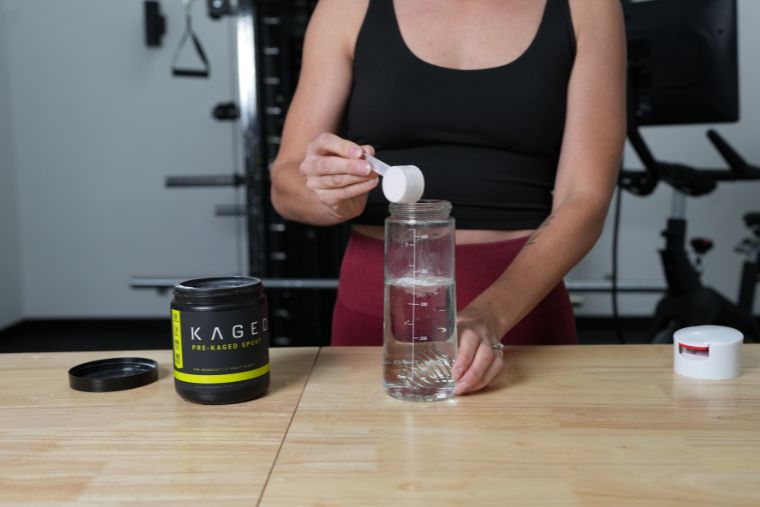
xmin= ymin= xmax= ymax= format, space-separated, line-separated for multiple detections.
xmin=707 ymin=129 xmax=760 ymax=180
xmin=621 ymin=126 xmax=760 ymax=197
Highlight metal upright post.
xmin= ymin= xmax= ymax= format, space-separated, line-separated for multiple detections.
xmin=235 ymin=0 xmax=268 ymax=277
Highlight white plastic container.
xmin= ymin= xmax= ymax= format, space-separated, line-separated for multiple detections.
xmin=673 ymin=325 xmax=743 ymax=380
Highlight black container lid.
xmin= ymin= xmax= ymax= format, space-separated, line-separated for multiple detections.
xmin=68 ymin=357 xmax=159 ymax=392
xmin=173 ymin=276 xmax=263 ymax=305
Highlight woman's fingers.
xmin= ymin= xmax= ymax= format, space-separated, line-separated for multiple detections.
xmin=300 ymin=155 xmax=371 ymax=178
xmin=306 ymin=172 xmax=376 ymax=191
xmin=300 ymin=133 xmax=378 ymax=216
xmin=452 ymin=328 xmax=479 ymax=382
xmin=469 ymin=350 xmax=505 ymax=393
xmin=310 ymin=177 xmax=379 ymax=207
xmin=455 ymin=340 xmax=497 ymax=394
xmin=308 ymin=132 xmax=364 ymax=159
xmin=302 ymin=155 xmax=378 ymax=205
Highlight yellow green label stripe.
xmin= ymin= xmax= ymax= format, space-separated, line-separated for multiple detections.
xmin=171 ymin=309 xmax=183 ymax=369
xmin=174 ymin=363 xmax=270 ymax=384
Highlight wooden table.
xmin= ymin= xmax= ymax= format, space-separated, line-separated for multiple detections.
xmin=0 ymin=348 xmax=319 ymax=506
xmin=1 ymin=346 xmax=759 ymax=506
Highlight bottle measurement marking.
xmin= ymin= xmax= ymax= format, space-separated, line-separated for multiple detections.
xmin=411 ymin=228 xmax=417 ymax=376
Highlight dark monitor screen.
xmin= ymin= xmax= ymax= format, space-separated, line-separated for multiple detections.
xmin=623 ymin=0 xmax=739 ymax=126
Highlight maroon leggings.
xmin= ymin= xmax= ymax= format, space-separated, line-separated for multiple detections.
xmin=331 ymin=232 xmax=577 ymax=346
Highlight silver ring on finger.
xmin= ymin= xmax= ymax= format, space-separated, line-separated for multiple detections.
xmin=491 ymin=342 xmax=505 ymax=352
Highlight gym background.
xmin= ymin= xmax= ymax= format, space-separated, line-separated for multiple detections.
xmin=0 ymin=0 xmax=758 ymax=351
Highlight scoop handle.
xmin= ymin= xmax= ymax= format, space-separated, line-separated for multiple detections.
xmin=365 ymin=154 xmax=390 ymax=176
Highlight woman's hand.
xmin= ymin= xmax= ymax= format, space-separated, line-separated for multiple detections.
xmin=299 ymin=133 xmax=379 ymax=221
xmin=452 ymin=306 xmax=505 ymax=395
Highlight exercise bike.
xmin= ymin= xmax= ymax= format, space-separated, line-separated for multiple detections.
xmin=620 ymin=125 xmax=760 ymax=343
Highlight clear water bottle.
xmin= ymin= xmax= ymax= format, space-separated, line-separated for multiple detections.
xmin=383 ymin=200 xmax=457 ymax=401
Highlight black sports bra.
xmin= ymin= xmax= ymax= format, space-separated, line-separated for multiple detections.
xmin=345 ymin=0 xmax=576 ymax=229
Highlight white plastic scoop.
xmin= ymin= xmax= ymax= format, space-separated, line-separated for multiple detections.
xmin=365 ymin=154 xmax=425 ymax=204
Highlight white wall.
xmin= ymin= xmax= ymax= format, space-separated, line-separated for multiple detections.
xmin=1 ymin=0 xmax=245 ymax=318
xmin=570 ymin=0 xmax=760 ymax=316
xmin=0 ymin=1 xmax=23 ymax=329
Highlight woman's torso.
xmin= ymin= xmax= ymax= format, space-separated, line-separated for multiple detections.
xmin=343 ymin=0 xmax=576 ymax=244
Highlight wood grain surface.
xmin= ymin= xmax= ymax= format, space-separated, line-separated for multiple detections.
xmin=0 ymin=347 xmax=319 ymax=506
xmin=2 ymin=346 xmax=758 ymax=506
xmin=259 ymin=345 xmax=760 ymax=507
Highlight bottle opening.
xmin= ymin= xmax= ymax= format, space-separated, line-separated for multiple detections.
xmin=389 ymin=199 xmax=452 ymax=220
